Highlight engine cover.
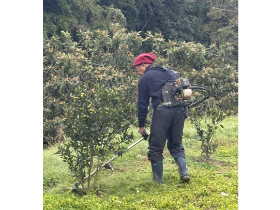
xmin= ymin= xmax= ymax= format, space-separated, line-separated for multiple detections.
xmin=162 ymin=81 xmax=181 ymax=107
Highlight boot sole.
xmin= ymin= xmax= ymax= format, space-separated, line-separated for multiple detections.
xmin=181 ymin=175 xmax=190 ymax=182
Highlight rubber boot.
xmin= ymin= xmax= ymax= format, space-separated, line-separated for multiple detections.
xmin=175 ymin=157 xmax=190 ymax=182
xmin=151 ymin=161 xmax=164 ymax=184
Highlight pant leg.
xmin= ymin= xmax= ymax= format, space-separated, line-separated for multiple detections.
xmin=167 ymin=109 xmax=186 ymax=157
xmin=148 ymin=107 xmax=172 ymax=162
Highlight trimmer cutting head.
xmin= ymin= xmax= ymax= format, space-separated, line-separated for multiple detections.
xmin=67 ymin=182 xmax=82 ymax=190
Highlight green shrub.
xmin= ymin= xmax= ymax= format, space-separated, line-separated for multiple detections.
xmin=190 ymin=108 xmax=226 ymax=160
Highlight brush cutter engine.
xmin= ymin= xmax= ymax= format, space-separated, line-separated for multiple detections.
xmin=161 ymin=74 xmax=210 ymax=118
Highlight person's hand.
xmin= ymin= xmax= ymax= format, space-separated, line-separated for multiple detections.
xmin=138 ymin=127 xmax=145 ymax=135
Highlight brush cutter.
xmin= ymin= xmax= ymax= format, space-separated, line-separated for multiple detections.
xmin=69 ymin=131 xmax=149 ymax=190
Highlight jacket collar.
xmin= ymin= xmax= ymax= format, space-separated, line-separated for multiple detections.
xmin=144 ymin=64 xmax=155 ymax=74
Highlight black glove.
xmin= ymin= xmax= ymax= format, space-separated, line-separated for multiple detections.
xmin=142 ymin=130 xmax=149 ymax=140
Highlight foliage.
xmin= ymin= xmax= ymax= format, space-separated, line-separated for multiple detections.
xmin=98 ymin=0 xmax=210 ymax=43
xmin=97 ymin=0 xmax=238 ymax=67
xmin=43 ymin=0 xmax=127 ymax=39
xmin=202 ymin=0 xmax=238 ymax=65
xmin=44 ymin=0 xmax=238 ymax=66
xmin=43 ymin=27 xmax=143 ymax=192
xmin=190 ymin=107 xmax=226 ymax=160
xmin=56 ymin=84 xmax=136 ymax=194
xmin=43 ymin=27 xmax=141 ymax=144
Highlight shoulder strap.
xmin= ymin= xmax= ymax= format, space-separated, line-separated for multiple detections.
xmin=163 ymin=72 xmax=175 ymax=85
xmin=161 ymin=66 xmax=180 ymax=85
xmin=149 ymin=65 xmax=180 ymax=84
xmin=162 ymin=66 xmax=180 ymax=76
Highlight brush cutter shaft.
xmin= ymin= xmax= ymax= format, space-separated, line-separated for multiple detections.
xmin=128 ymin=132 xmax=148 ymax=149
xmin=76 ymin=132 xmax=150 ymax=186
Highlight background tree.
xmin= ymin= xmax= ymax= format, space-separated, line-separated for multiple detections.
xmin=43 ymin=0 xmax=127 ymax=40
xmin=44 ymin=0 xmax=238 ymax=66
xmin=98 ymin=0 xmax=209 ymax=42
xmin=200 ymin=0 xmax=238 ymax=66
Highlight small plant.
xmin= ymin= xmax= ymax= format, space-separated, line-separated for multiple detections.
xmin=190 ymin=107 xmax=226 ymax=160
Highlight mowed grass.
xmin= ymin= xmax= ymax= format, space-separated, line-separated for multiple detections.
xmin=43 ymin=116 xmax=238 ymax=209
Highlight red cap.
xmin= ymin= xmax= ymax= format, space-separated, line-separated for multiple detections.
xmin=133 ymin=53 xmax=156 ymax=66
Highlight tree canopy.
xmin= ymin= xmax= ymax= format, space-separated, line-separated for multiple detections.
xmin=96 ymin=0 xmax=238 ymax=62
xmin=43 ymin=0 xmax=127 ymax=39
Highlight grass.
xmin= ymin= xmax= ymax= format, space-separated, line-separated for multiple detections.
xmin=43 ymin=116 xmax=238 ymax=209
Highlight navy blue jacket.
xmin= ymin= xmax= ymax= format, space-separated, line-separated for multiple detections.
xmin=137 ymin=64 xmax=181 ymax=127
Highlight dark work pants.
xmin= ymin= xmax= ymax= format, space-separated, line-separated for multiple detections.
xmin=148 ymin=106 xmax=186 ymax=162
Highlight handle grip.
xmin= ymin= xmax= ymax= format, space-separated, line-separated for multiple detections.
xmin=184 ymin=105 xmax=189 ymax=118
xmin=142 ymin=130 xmax=149 ymax=140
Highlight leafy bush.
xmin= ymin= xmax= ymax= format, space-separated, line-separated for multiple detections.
xmin=43 ymin=27 xmax=141 ymax=144
xmin=190 ymin=108 xmax=226 ymax=160
xmin=56 ymin=83 xmax=136 ymax=194
xmin=44 ymin=27 xmax=141 ymax=193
